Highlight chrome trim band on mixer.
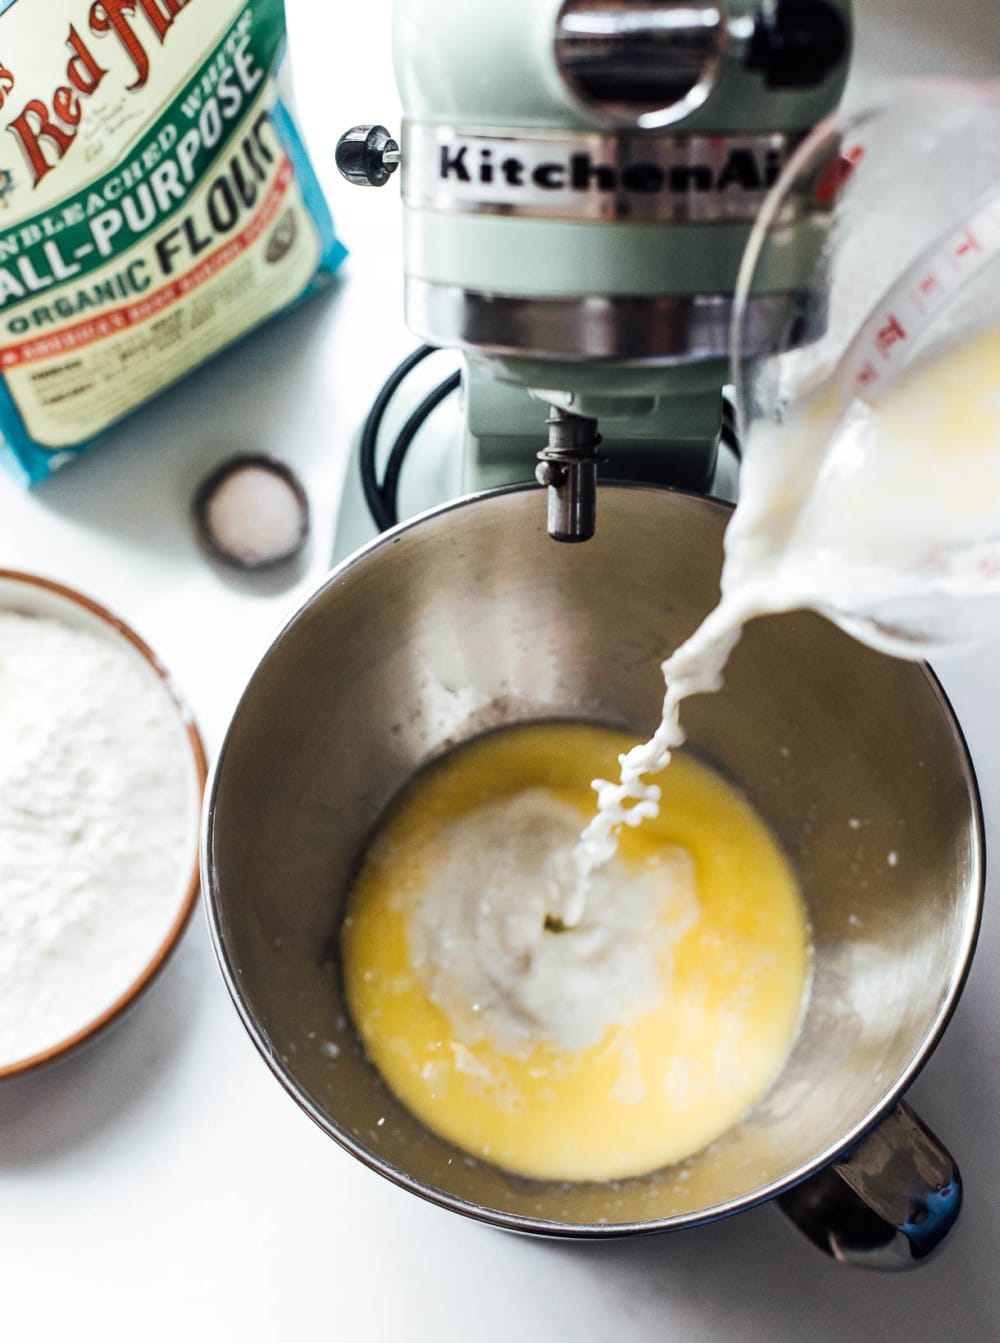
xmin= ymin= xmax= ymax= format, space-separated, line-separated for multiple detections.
xmin=406 ymin=280 xmax=806 ymax=364
xmin=403 ymin=123 xmax=805 ymax=223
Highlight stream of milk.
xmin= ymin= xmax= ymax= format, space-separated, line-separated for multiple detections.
xmin=565 ymin=321 xmax=1000 ymax=923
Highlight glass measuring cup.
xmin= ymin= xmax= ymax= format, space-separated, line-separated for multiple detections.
xmin=731 ymin=79 xmax=1000 ymax=659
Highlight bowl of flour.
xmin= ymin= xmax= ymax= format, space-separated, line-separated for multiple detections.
xmin=0 ymin=572 xmax=207 ymax=1078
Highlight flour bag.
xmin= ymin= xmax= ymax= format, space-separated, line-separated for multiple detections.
xmin=0 ymin=0 xmax=345 ymax=484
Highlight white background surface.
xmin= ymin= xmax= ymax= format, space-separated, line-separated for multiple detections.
xmin=2 ymin=2 xmax=1000 ymax=1339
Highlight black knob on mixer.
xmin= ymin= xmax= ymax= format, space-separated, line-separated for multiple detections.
xmin=747 ymin=0 xmax=850 ymax=89
xmin=335 ymin=125 xmax=401 ymax=188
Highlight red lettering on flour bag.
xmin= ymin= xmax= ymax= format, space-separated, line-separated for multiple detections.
xmin=0 ymin=0 xmax=346 ymax=484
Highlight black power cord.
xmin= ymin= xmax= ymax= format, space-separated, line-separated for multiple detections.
xmin=721 ymin=392 xmax=742 ymax=462
xmin=383 ymin=371 xmax=462 ymax=523
xmin=359 ymin=344 xmax=461 ymax=532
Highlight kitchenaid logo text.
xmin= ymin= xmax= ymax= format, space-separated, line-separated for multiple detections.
xmin=439 ymin=143 xmax=784 ymax=196
xmin=2 ymin=0 xmax=197 ymax=189
xmin=406 ymin=127 xmax=801 ymax=224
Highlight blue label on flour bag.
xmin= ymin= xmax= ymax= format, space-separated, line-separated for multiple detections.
xmin=0 ymin=0 xmax=346 ymax=484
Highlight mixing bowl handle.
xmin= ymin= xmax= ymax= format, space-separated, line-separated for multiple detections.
xmin=776 ymin=1100 xmax=961 ymax=1270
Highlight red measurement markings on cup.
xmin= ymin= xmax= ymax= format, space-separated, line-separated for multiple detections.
xmin=841 ymin=190 xmax=1000 ymax=401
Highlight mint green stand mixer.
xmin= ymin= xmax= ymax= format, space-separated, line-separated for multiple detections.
xmin=335 ymin=0 xmax=852 ymax=546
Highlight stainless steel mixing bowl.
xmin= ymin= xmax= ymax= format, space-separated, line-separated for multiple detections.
xmin=204 ymin=485 xmax=984 ymax=1269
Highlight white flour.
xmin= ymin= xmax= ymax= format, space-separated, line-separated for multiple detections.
xmin=0 ymin=611 xmax=198 ymax=1066
xmin=406 ymin=789 xmax=698 ymax=1056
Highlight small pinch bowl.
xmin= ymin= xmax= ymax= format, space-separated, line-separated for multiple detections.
xmin=0 ymin=570 xmax=208 ymax=1080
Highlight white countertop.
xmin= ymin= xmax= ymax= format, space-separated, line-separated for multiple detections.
xmin=2 ymin=3 xmax=1000 ymax=1339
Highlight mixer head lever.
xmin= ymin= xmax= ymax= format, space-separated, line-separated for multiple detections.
xmin=536 ymin=408 xmax=602 ymax=544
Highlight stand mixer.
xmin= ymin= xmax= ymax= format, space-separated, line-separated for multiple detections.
xmin=335 ymin=0 xmax=852 ymax=543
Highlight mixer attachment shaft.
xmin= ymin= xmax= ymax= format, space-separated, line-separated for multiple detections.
xmin=535 ymin=408 xmax=602 ymax=543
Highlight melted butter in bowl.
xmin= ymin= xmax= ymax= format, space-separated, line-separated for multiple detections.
xmin=342 ymin=722 xmax=810 ymax=1184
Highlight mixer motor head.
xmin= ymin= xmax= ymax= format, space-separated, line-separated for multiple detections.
xmin=337 ymin=0 xmax=853 ymax=540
